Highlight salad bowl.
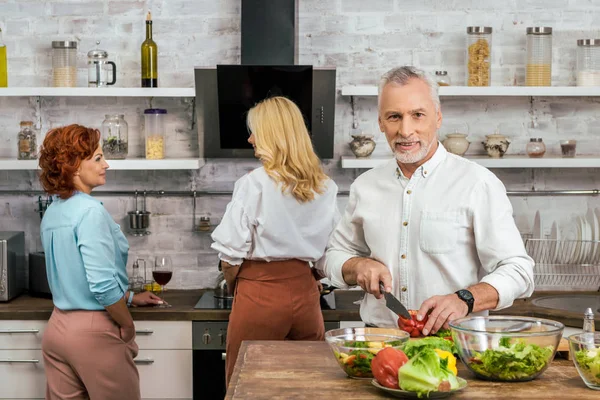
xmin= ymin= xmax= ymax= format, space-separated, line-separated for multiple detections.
xmin=568 ymin=332 xmax=600 ymax=390
xmin=325 ymin=327 xmax=410 ymax=379
xmin=449 ymin=316 xmax=564 ymax=382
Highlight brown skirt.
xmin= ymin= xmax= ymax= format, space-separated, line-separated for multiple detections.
xmin=225 ymin=259 xmax=325 ymax=386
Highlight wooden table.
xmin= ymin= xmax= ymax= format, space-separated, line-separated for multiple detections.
xmin=226 ymin=341 xmax=596 ymax=399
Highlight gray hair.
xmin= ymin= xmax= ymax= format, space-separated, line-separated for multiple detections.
xmin=378 ymin=66 xmax=440 ymax=111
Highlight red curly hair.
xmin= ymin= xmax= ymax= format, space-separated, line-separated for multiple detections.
xmin=39 ymin=124 xmax=100 ymax=199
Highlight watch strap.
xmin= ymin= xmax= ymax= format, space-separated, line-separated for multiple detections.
xmin=126 ymin=291 xmax=135 ymax=307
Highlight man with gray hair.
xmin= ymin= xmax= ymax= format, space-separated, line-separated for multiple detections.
xmin=320 ymin=66 xmax=534 ymax=333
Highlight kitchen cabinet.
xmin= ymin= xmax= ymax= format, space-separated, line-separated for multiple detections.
xmin=0 ymin=320 xmax=193 ymax=400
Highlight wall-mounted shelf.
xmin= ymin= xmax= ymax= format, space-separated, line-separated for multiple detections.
xmin=341 ymin=85 xmax=600 ymax=97
xmin=0 ymin=158 xmax=204 ymax=170
xmin=0 ymin=87 xmax=195 ymax=97
xmin=341 ymin=155 xmax=600 ymax=169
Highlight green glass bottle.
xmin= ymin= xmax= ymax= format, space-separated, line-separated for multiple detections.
xmin=141 ymin=11 xmax=157 ymax=87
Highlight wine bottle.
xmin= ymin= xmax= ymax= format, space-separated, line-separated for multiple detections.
xmin=0 ymin=28 xmax=7 ymax=87
xmin=141 ymin=11 xmax=157 ymax=87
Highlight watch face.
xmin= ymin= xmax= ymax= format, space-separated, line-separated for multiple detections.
xmin=458 ymin=290 xmax=473 ymax=301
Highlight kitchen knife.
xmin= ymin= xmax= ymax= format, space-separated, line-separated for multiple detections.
xmin=379 ymin=282 xmax=411 ymax=319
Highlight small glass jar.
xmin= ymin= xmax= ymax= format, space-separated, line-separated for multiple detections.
xmin=560 ymin=140 xmax=577 ymax=157
xmin=144 ymin=108 xmax=167 ymax=159
xmin=526 ymin=27 xmax=552 ymax=86
xmin=576 ymin=39 xmax=600 ymax=86
xmin=17 ymin=121 xmax=37 ymax=160
xmin=466 ymin=26 xmax=492 ymax=86
xmin=435 ymin=71 xmax=451 ymax=86
xmin=101 ymin=114 xmax=128 ymax=159
xmin=52 ymin=41 xmax=77 ymax=87
xmin=526 ymin=138 xmax=546 ymax=158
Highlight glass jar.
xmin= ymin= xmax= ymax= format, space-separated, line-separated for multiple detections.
xmin=466 ymin=26 xmax=492 ymax=86
xmin=17 ymin=121 xmax=36 ymax=160
xmin=144 ymin=108 xmax=167 ymax=159
xmin=576 ymin=39 xmax=600 ymax=86
xmin=435 ymin=70 xmax=451 ymax=86
xmin=52 ymin=41 xmax=77 ymax=87
xmin=526 ymin=138 xmax=546 ymax=158
xmin=101 ymin=114 xmax=128 ymax=159
xmin=526 ymin=27 xmax=552 ymax=86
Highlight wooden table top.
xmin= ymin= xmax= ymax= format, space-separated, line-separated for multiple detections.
xmin=226 ymin=340 xmax=597 ymax=400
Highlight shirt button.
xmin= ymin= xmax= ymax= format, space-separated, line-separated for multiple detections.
xmin=403 ymin=221 xmax=408 ymax=226
xmin=407 ymin=190 xmax=412 ymax=195
xmin=401 ymin=254 xmax=406 ymax=259
xmin=424 ymin=170 xmax=428 ymax=175
xmin=401 ymin=286 xmax=407 ymax=292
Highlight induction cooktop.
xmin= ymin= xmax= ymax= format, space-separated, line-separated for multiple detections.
xmin=193 ymin=289 xmax=336 ymax=310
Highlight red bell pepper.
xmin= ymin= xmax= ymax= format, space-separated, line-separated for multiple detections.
xmin=371 ymin=347 xmax=409 ymax=389
xmin=397 ymin=310 xmax=428 ymax=337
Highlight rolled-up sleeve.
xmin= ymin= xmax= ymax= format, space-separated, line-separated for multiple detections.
xmin=473 ymin=175 xmax=535 ymax=310
xmin=211 ymin=177 xmax=257 ymax=266
xmin=321 ymin=184 xmax=371 ymax=289
xmin=76 ymin=207 xmax=125 ymax=307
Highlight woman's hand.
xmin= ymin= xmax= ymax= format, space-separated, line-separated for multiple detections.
xmin=120 ymin=325 xmax=136 ymax=342
xmin=220 ymin=261 xmax=241 ymax=296
xmin=132 ymin=291 xmax=166 ymax=307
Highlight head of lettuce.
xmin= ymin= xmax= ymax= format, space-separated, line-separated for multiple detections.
xmin=398 ymin=348 xmax=461 ymax=397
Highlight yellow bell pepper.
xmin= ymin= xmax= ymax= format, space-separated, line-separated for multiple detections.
xmin=434 ymin=349 xmax=457 ymax=375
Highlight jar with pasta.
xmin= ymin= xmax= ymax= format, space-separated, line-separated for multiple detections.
xmin=52 ymin=41 xmax=77 ymax=87
xmin=466 ymin=26 xmax=492 ymax=86
xmin=144 ymin=108 xmax=167 ymax=159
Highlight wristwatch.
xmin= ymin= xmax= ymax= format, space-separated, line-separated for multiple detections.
xmin=455 ymin=289 xmax=474 ymax=314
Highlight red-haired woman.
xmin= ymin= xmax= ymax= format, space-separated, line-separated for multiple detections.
xmin=38 ymin=124 xmax=163 ymax=400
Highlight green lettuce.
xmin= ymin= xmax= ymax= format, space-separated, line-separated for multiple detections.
xmin=469 ymin=337 xmax=554 ymax=380
xmin=398 ymin=348 xmax=459 ymax=398
xmin=400 ymin=337 xmax=457 ymax=359
xmin=574 ymin=348 xmax=600 ymax=384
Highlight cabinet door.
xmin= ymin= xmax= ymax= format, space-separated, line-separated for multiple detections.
xmin=0 ymin=321 xmax=47 ymax=350
xmin=134 ymin=321 xmax=192 ymax=350
xmin=136 ymin=349 xmax=192 ymax=399
xmin=0 ymin=349 xmax=46 ymax=399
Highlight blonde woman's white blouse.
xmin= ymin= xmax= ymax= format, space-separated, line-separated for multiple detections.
xmin=211 ymin=167 xmax=339 ymax=266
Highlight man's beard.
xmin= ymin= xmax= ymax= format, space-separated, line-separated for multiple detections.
xmin=394 ymin=138 xmax=434 ymax=164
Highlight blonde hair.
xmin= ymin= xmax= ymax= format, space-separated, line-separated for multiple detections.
xmin=247 ymin=96 xmax=328 ymax=203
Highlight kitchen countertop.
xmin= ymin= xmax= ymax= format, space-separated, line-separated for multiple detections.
xmin=0 ymin=290 xmax=597 ymax=325
xmin=226 ymin=341 xmax=594 ymax=399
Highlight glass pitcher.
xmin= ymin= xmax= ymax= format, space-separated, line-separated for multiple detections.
xmin=87 ymin=41 xmax=116 ymax=87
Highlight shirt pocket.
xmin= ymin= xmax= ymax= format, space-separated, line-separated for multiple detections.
xmin=419 ymin=211 xmax=460 ymax=254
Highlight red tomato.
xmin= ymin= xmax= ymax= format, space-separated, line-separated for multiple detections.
xmin=397 ymin=310 xmax=429 ymax=337
xmin=371 ymin=347 xmax=409 ymax=389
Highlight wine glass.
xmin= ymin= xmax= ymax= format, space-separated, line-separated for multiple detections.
xmin=153 ymin=256 xmax=173 ymax=307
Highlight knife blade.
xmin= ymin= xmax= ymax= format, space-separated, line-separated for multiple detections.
xmin=379 ymin=282 xmax=411 ymax=319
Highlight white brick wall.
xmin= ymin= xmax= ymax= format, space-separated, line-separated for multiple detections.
xmin=1 ymin=0 xmax=600 ymax=289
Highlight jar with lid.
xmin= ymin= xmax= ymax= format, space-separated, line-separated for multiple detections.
xmin=101 ymin=114 xmax=128 ymax=159
xmin=17 ymin=121 xmax=37 ymax=160
xmin=526 ymin=27 xmax=552 ymax=86
xmin=435 ymin=71 xmax=451 ymax=86
xmin=466 ymin=26 xmax=492 ymax=86
xmin=526 ymin=138 xmax=546 ymax=158
xmin=52 ymin=41 xmax=77 ymax=87
xmin=144 ymin=108 xmax=167 ymax=159
xmin=576 ymin=39 xmax=600 ymax=86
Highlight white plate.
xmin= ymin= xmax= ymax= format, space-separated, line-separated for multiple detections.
xmin=559 ymin=217 xmax=579 ymax=264
xmin=588 ymin=208 xmax=600 ymax=263
xmin=532 ymin=210 xmax=542 ymax=239
xmin=549 ymin=221 xmax=560 ymax=264
xmin=578 ymin=216 xmax=591 ymax=264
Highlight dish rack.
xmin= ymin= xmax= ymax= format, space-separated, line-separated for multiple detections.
xmin=524 ymin=238 xmax=600 ymax=290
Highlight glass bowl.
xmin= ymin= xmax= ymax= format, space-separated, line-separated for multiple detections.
xmin=449 ymin=316 xmax=564 ymax=381
xmin=568 ymin=332 xmax=600 ymax=390
xmin=325 ymin=327 xmax=410 ymax=379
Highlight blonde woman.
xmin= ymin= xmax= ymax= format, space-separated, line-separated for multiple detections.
xmin=211 ymin=96 xmax=339 ymax=385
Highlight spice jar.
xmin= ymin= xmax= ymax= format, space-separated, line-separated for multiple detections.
xmin=560 ymin=140 xmax=577 ymax=157
xmin=144 ymin=108 xmax=167 ymax=159
xmin=526 ymin=138 xmax=546 ymax=158
xmin=466 ymin=26 xmax=492 ymax=86
xmin=576 ymin=39 xmax=600 ymax=86
xmin=435 ymin=71 xmax=451 ymax=86
xmin=52 ymin=41 xmax=77 ymax=87
xmin=101 ymin=114 xmax=128 ymax=159
xmin=526 ymin=27 xmax=552 ymax=86
xmin=17 ymin=121 xmax=37 ymax=160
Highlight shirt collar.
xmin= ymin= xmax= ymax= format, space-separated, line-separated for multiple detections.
xmin=395 ymin=141 xmax=447 ymax=180
xmin=74 ymin=191 xmax=103 ymax=204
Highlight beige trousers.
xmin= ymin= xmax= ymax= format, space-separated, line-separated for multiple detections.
xmin=42 ymin=307 xmax=140 ymax=400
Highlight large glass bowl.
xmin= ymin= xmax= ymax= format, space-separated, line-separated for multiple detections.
xmin=325 ymin=327 xmax=410 ymax=379
xmin=568 ymin=332 xmax=600 ymax=390
xmin=449 ymin=316 xmax=563 ymax=382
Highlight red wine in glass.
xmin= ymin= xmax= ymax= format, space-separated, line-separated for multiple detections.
xmin=153 ymin=270 xmax=172 ymax=286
